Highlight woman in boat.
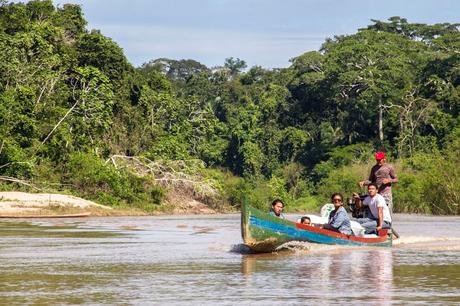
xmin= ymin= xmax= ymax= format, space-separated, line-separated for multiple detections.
xmin=322 ymin=193 xmax=352 ymax=235
xmin=269 ymin=199 xmax=286 ymax=219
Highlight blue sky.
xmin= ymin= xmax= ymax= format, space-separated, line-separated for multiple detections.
xmin=52 ymin=0 xmax=460 ymax=68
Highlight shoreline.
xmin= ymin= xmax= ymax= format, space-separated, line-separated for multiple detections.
xmin=0 ymin=191 xmax=233 ymax=217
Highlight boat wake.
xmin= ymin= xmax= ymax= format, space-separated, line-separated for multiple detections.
xmin=394 ymin=235 xmax=460 ymax=250
xmin=230 ymin=243 xmax=257 ymax=254
xmin=275 ymin=241 xmax=311 ymax=252
xmin=230 ymin=241 xmax=342 ymax=255
xmin=232 ymin=240 xmax=385 ymax=255
xmin=232 ymin=236 xmax=460 ymax=255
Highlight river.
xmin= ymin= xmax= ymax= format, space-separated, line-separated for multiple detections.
xmin=1 ymin=214 xmax=459 ymax=305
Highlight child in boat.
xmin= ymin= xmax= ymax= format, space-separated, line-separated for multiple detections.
xmin=300 ymin=216 xmax=311 ymax=225
xmin=269 ymin=199 xmax=286 ymax=219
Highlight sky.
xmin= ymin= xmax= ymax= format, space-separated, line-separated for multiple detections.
xmin=50 ymin=0 xmax=460 ymax=68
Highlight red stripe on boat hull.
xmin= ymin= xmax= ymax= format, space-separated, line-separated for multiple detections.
xmin=295 ymin=223 xmax=389 ymax=243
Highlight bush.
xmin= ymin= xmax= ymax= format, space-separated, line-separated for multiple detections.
xmin=393 ymin=171 xmax=428 ymax=213
xmin=311 ymin=143 xmax=373 ymax=182
xmin=205 ymin=171 xmax=273 ymax=212
xmin=215 ymin=164 xmax=320 ymax=213
xmin=64 ymin=152 xmax=165 ymax=211
xmin=316 ymin=163 xmax=370 ymax=204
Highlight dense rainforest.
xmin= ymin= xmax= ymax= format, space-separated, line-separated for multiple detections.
xmin=0 ymin=0 xmax=459 ymax=214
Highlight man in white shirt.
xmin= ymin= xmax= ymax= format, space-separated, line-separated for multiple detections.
xmin=353 ymin=183 xmax=392 ymax=234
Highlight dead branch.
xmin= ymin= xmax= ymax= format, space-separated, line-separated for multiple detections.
xmin=105 ymin=155 xmax=218 ymax=198
xmin=385 ymin=89 xmax=436 ymax=156
xmin=41 ymin=79 xmax=81 ymax=145
xmin=0 ymin=176 xmax=41 ymax=190
xmin=41 ymin=99 xmax=80 ymax=145
xmin=0 ymin=161 xmax=33 ymax=170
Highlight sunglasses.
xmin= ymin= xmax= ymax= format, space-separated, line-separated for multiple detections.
xmin=333 ymin=198 xmax=342 ymax=203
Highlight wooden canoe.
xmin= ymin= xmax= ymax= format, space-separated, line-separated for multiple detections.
xmin=241 ymin=202 xmax=392 ymax=253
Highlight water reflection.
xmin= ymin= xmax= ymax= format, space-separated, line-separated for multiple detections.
xmin=241 ymin=255 xmax=257 ymax=275
xmin=0 ymin=220 xmax=124 ymax=238
xmin=353 ymin=250 xmax=393 ymax=304
xmin=240 ymin=248 xmax=394 ymax=304
xmin=241 ymin=253 xmax=283 ymax=275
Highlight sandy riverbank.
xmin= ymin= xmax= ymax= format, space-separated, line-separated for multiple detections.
xmin=0 ymin=192 xmax=122 ymax=217
xmin=0 ymin=191 xmax=224 ymax=217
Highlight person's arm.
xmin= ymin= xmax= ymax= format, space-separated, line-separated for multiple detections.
xmin=389 ymin=166 xmax=398 ymax=183
xmin=382 ymin=165 xmax=398 ymax=185
xmin=359 ymin=167 xmax=374 ymax=187
xmin=353 ymin=193 xmax=363 ymax=209
xmin=376 ymin=207 xmax=383 ymax=231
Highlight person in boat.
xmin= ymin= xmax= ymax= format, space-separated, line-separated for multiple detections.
xmin=269 ymin=199 xmax=285 ymax=219
xmin=300 ymin=216 xmax=311 ymax=225
xmin=353 ymin=183 xmax=392 ymax=234
xmin=358 ymin=151 xmax=398 ymax=213
xmin=322 ymin=193 xmax=352 ymax=235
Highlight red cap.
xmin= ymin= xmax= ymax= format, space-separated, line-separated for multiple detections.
xmin=375 ymin=152 xmax=385 ymax=160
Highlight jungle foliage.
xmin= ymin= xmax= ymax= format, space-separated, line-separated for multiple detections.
xmin=0 ymin=2 xmax=458 ymax=214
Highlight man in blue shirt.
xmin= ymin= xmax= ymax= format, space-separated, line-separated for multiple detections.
xmin=323 ymin=193 xmax=352 ymax=235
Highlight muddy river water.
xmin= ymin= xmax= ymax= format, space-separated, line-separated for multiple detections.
xmin=1 ymin=214 xmax=459 ymax=305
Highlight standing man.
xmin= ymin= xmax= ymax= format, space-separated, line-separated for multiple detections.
xmin=359 ymin=152 xmax=398 ymax=213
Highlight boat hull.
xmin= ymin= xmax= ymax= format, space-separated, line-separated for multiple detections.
xmin=241 ymin=202 xmax=392 ymax=252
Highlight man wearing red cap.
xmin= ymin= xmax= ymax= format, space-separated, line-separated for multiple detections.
xmin=359 ymin=152 xmax=398 ymax=212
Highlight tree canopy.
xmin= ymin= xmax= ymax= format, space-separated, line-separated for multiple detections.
xmin=0 ymin=2 xmax=458 ymax=214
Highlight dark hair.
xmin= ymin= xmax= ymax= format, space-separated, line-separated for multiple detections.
xmin=271 ymin=199 xmax=284 ymax=207
xmin=368 ymin=183 xmax=378 ymax=189
xmin=330 ymin=193 xmax=343 ymax=201
xmin=300 ymin=216 xmax=311 ymax=223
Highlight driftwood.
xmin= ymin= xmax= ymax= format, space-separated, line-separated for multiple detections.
xmin=0 ymin=176 xmax=41 ymax=190
xmin=105 ymin=155 xmax=219 ymax=199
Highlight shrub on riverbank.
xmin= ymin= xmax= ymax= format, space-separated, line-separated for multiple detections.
xmin=397 ymin=133 xmax=459 ymax=214
xmin=65 ymin=153 xmax=165 ymax=212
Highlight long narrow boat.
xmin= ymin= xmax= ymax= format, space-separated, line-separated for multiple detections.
xmin=241 ymin=202 xmax=392 ymax=253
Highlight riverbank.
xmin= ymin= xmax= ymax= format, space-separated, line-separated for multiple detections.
xmin=0 ymin=191 xmax=231 ymax=217
xmin=0 ymin=192 xmax=117 ymax=217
